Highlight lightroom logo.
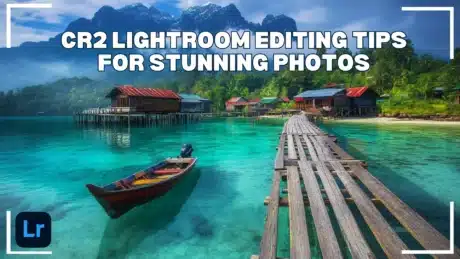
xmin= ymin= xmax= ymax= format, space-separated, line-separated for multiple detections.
xmin=15 ymin=212 xmax=52 ymax=248
xmin=5 ymin=211 xmax=53 ymax=255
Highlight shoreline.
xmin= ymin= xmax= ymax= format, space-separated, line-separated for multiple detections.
xmin=326 ymin=117 xmax=460 ymax=125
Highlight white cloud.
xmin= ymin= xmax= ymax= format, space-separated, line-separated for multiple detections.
xmin=334 ymin=18 xmax=378 ymax=52
xmin=0 ymin=0 xmax=159 ymax=46
xmin=0 ymin=0 xmax=158 ymax=24
xmin=245 ymin=12 xmax=266 ymax=23
xmin=290 ymin=7 xmax=327 ymax=24
xmin=390 ymin=14 xmax=416 ymax=31
xmin=7 ymin=26 xmax=59 ymax=47
xmin=0 ymin=9 xmax=60 ymax=47
xmin=337 ymin=18 xmax=377 ymax=36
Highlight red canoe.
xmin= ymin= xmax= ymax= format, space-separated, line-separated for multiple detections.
xmin=86 ymin=157 xmax=197 ymax=219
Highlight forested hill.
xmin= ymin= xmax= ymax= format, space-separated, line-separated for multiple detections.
xmin=1 ymin=43 xmax=459 ymax=116
xmin=0 ymin=78 xmax=111 ymax=116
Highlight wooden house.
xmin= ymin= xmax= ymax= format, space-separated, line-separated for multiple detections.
xmin=226 ymin=97 xmax=248 ymax=112
xmin=259 ymin=97 xmax=282 ymax=109
xmin=294 ymin=88 xmax=348 ymax=112
xmin=346 ymin=86 xmax=378 ymax=115
xmin=179 ymin=94 xmax=212 ymax=113
xmin=247 ymin=99 xmax=260 ymax=111
xmin=202 ymin=98 xmax=212 ymax=113
xmin=106 ymin=85 xmax=180 ymax=113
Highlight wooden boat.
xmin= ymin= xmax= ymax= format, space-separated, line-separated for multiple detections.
xmin=86 ymin=145 xmax=197 ymax=219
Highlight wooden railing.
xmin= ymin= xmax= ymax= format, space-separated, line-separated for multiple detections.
xmin=80 ymin=107 xmax=135 ymax=114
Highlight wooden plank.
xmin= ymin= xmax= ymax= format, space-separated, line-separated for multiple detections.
xmin=294 ymin=135 xmax=343 ymax=259
xmin=282 ymin=187 xmax=350 ymax=196
xmin=280 ymin=168 xmax=358 ymax=180
xmin=287 ymin=134 xmax=297 ymax=160
xmin=310 ymin=135 xmax=334 ymax=160
xmin=315 ymin=161 xmax=375 ymax=258
xmin=274 ymin=134 xmax=286 ymax=170
xmin=350 ymin=164 xmax=460 ymax=258
xmin=329 ymin=161 xmax=415 ymax=258
xmin=251 ymin=255 xmax=287 ymax=259
xmin=286 ymin=166 xmax=310 ymax=259
xmin=323 ymin=137 xmax=355 ymax=160
xmin=298 ymin=117 xmax=309 ymax=134
xmin=294 ymin=119 xmax=303 ymax=135
xmin=301 ymin=134 xmax=319 ymax=161
xmin=260 ymin=170 xmax=281 ymax=259
xmin=264 ymin=196 xmax=381 ymax=207
xmin=314 ymin=136 xmax=335 ymax=160
xmin=307 ymin=135 xmax=326 ymax=160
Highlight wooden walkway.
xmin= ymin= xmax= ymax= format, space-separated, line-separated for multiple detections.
xmin=254 ymin=115 xmax=460 ymax=259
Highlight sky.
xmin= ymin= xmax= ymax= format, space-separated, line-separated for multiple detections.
xmin=0 ymin=0 xmax=458 ymax=57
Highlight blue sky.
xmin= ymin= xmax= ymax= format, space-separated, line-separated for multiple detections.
xmin=0 ymin=0 xmax=458 ymax=58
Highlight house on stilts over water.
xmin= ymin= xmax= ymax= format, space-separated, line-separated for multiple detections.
xmin=294 ymin=84 xmax=378 ymax=117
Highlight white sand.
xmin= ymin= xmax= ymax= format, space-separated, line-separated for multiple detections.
xmin=328 ymin=117 xmax=460 ymax=126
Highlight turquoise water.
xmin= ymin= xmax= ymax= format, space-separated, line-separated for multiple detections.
xmin=0 ymin=117 xmax=284 ymax=259
xmin=0 ymin=117 xmax=459 ymax=258
xmin=322 ymin=121 xmax=460 ymax=249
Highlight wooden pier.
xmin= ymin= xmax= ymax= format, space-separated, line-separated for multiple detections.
xmin=74 ymin=107 xmax=206 ymax=126
xmin=254 ymin=115 xmax=459 ymax=259
xmin=73 ymin=107 xmax=273 ymax=126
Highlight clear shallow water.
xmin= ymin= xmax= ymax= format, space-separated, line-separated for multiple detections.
xmin=0 ymin=117 xmax=284 ymax=259
xmin=322 ymin=121 xmax=460 ymax=249
xmin=0 ymin=117 xmax=459 ymax=259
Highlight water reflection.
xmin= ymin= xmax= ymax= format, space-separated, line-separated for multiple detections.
xmin=96 ymin=168 xmax=201 ymax=259
xmin=78 ymin=126 xmax=132 ymax=148
xmin=101 ymin=129 xmax=131 ymax=148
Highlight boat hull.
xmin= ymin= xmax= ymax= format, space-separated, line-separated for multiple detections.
xmin=86 ymin=158 xmax=196 ymax=218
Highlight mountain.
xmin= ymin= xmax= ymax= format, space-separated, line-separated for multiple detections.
xmin=19 ymin=3 xmax=297 ymax=49
xmin=0 ymin=3 xmax=298 ymax=89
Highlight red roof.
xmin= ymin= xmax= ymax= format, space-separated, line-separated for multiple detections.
xmin=226 ymin=97 xmax=248 ymax=104
xmin=116 ymin=85 xmax=180 ymax=99
xmin=346 ymin=86 xmax=368 ymax=98
xmin=294 ymin=97 xmax=304 ymax=102
xmin=281 ymin=97 xmax=290 ymax=102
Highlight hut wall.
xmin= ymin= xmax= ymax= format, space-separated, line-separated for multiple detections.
xmin=262 ymin=103 xmax=277 ymax=109
xmin=226 ymin=102 xmax=247 ymax=112
xmin=351 ymin=91 xmax=377 ymax=108
xmin=226 ymin=104 xmax=235 ymax=111
xmin=181 ymin=102 xmax=203 ymax=113
xmin=296 ymin=96 xmax=348 ymax=110
xmin=233 ymin=105 xmax=246 ymax=112
xmin=314 ymin=98 xmax=333 ymax=108
xmin=111 ymin=95 xmax=129 ymax=107
xmin=295 ymin=99 xmax=313 ymax=111
xmin=129 ymin=96 xmax=180 ymax=113
xmin=203 ymin=101 xmax=212 ymax=113
xmin=333 ymin=93 xmax=349 ymax=108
